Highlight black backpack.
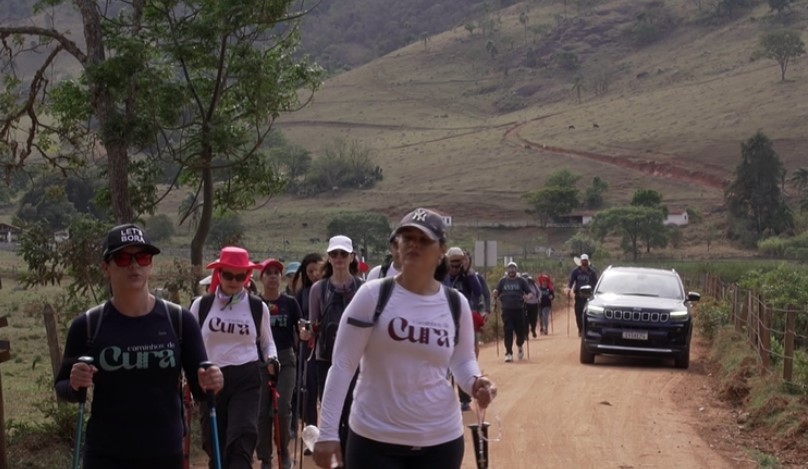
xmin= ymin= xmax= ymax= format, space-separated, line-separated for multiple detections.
xmin=197 ymin=293 xmax=266 ymax=361
xmin=347 ymin=276 xmax=463 ymax=346
xmin=86 ymin=299 xmax=183 ymax=349
xmin=379 ymin=254 xmax=393 ymax=278
xmin=317 ymin=276 xmax=363 ymax=362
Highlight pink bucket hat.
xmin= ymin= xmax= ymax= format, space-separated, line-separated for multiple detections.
xmin=206 ymin=247 xmax=259 ymax=270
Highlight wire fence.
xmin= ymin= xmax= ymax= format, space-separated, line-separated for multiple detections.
xmin=687 ymin=273 xmax=808 ymax=390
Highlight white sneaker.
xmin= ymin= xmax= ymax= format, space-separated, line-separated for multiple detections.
xmin=505 ymin=354 xmax=513 ymax=363
xmin=518 ymin=346 xmax=524 ymax=360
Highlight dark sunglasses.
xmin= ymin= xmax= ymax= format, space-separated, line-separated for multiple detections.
xmin=449 ymin=262 xmax=463 ymax=268
xmin=109 ymin=252 xmax=153 ymax=267
xmin=220 ymin=271 xmax=248 ymax=282
xmin=328 ymin=250 xmax=350 ymax=259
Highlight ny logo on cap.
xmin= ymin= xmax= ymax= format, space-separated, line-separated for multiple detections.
xmin=411 ymin=208 xmax=428 ymax=222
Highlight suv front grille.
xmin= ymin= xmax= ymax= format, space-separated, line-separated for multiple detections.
xmin=604 ymin=309 xmax=669 ymax=323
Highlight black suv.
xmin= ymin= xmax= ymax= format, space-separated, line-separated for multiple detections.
xmin=579 ymin=266 xmax=700 ymax=369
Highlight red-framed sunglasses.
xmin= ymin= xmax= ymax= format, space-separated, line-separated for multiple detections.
xmin=109 ymin=252 xmax=153 ymax=267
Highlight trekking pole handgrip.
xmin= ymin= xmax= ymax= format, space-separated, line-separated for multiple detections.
xmin=199 ymin=361 xmax=217 ymax=404
xmin=76 ymin=356 xmax=94 ymax=403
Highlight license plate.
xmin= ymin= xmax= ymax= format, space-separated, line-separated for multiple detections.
xmin=622 ymin=331 xmax=648 ymax=340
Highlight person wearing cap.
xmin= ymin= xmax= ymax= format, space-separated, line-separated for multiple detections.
xmin=308 ymin=235 xmax=364 ymax=456
xmin=313 ymin=208 xmax=496 ymax=469
xmin=522 ymin=272 xmax=542 ymax=338
xmin=443 ymin=246 xmax=482 ymax=411
xmin=55 ymin=223 xmax=223 ymax=468
xmin=190 ymin=246 xmax=279 ymax=469
xmin=283 ymin=261 xmax=302 ymax=295
xmin=566 ymin=254 xmax=598 ymax=337
xmin=256 ymin=258 xmax=310 ymax=469
xmin=492 ymin=261 xmax=534 ymax=362
xmin=537 ymin=274 xmax=555 ymax=335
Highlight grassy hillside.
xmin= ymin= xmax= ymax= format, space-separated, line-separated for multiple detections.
xmin=260 ymin=0 xmax=808 ymax=259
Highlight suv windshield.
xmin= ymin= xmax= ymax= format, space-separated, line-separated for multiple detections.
xmin=596 ymin=271 xmax=683 ymax=300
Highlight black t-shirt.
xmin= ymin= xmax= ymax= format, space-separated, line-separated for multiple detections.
xmin=263 ymin=293 xmax=302 ymax=352
xmin=54 ymin=301 xmax=209 ymax=459
xmin=495 ymin=276 xmax=532 ymax=310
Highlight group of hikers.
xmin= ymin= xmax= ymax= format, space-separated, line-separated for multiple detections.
xmin=54 ymin=209 xmax=597 ymax=469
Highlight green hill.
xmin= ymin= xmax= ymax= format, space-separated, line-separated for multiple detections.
xmin=264 ymin=0 xmax=807 ymax=258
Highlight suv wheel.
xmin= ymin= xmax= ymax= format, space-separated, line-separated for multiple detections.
xmin=579 ymin=338 xmax=595 ymax=364
xmin=674 ymin=344 xmax=690 ymax=369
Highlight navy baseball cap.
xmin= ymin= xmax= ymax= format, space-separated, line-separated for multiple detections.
xmin=102 ymin=223 xmax=161 ymax=259
xmin=393 ymin=208 xmax=447 ymax=242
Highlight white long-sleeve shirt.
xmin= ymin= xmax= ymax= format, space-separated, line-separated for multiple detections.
xmin=318 ymin=278 xmax=480 ymax=446
xmin=190 ymin=293 xmax=277 ymax=366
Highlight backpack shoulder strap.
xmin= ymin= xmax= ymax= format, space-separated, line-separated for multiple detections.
xmin=444 ymin=287 xmax=462 ymax=346
xmin=248 ymin=294 xmax=265 ymax=361
xmin=160 ymin=299 xmax=184 ymax=345
xmin=346 ymin=276 xmax=394 ymax=328
xmin=85 ymin=302 xmax=107 ymax=350
xmin=197 ymin=294 xmax=215 ymax=326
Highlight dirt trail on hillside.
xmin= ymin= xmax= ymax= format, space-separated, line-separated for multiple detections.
xmin=502 ymin=119 xmax=728 ymax=191
xmin=192 ymin=302 xmax=758 ymax=469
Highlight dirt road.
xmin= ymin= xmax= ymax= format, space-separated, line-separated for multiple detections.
xmin=195 ymin=308 xmax=757 ymax=469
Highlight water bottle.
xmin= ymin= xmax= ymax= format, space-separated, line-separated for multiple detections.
xmin=301 ymin=424 xmax=320 ymax=452
xmin=300 ymin=425 xmax=340 ymax=468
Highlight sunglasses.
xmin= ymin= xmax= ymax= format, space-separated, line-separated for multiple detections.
xmin=220 ymin=271 xmax=248 ymax=282
xmin=449 ymin=262 xmax=463 ymax=268
xmin=109 ymin=252 xmax=153 ymax=267
xmin=328 ymin=250 xmax=351 ymax=259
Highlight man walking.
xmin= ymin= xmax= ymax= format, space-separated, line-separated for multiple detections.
xmin=492 ymin=262 xmax=533 ymax=363
xmin=566 ymin=254 xmax=598 ymax=337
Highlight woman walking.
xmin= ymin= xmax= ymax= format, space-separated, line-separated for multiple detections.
xmin=190 ymin=246 xmax=278 ymax=469
xmin=55 ymin=223 xmax=223 ymax=468
xmin=313 ymin=208 xmax=497 ymax=469
xmin=256 ymin=258 xmax=309 ymax=469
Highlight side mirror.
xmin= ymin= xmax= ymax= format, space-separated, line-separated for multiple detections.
xmin=579 ymin=285 xmax=593 ymax=299
xmin=687 ymin=291 xmax=701 ymax=302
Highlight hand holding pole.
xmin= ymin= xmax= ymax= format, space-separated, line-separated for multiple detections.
xmin=200 ymin=361 xmax=223 ymax=469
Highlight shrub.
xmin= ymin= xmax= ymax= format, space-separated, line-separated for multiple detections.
xmin=695 ymin=297 xmax=731 ymax=341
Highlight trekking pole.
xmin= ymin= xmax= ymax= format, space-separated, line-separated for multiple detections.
xmin=494 ymin=299 xmax=500 ymax=357
xmin=268 ymin=374 xmax=283 ymax=469
xmin=524 ymin=305 xmax=530 ymax=360
xmin=292 ymin=342 xmax=304 ymax=467
xmin=200 ymin=361 xmax=222 ymax=469
xmin=72 ymin=356 xmax=93 ymax=469
xmin=566 ymin=292 xmax=571 ymax=337
xmin=182 ymin=379 xmax=192 ymax=469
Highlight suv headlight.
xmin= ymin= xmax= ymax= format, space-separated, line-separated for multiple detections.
xmin=586 ymin=304 xmax=604 ymax=317
xmin=670 ymin=309 xmax=690 ymax=321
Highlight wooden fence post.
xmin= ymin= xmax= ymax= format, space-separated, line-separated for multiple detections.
xmin=732 ymin=286 xmax=739 ymax=331
xmin=0 ymin=316 xmax=11 ymax=469
xmin=759 ymin=298 xmax=771 ymax=371
xmin=783 ymin=306 xmax=796 ymax=382
xmin=42 ymin=304 xmax=62 ymax=381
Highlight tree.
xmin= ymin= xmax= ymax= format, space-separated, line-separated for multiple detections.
xmin=631 ymin=188 xmax=668 ymax=217
xmin=790 ymin=167 xmax=808 ymax=212
xmin=0 ymin=1 xmax=323 ymax=271
xmin=326 ymin=212 xmax=391 ymax=260
xmin=759 ymin=30 xmax=806 ymax=81
xmin=589 ymin=206 xmax=666 ymax=261
xmin=524 ymin=170 xmax=581 ymax=227
xmin=518 ymin=12 xmax=529 ymax=45
xmin=207 ymin=214 xmax=245 ymax=250
xmin=768 ymin=0 xmax=793 ymax=15
xmin=725 ymin=132 xmax=793 ymax=245
xmin=571 ymin=74 xmax=585 ymax=103
xmin=584 ymin=176 xmax=608 ymax=209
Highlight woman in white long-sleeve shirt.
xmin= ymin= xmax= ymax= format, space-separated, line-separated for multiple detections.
xmin=313 ymin=208 xmax=497 ymax=469
xmin=190 ymin=246 xmax=278 ymax=469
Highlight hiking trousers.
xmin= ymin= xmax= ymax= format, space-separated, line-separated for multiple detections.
xmin=257 ymin=347 xmax=296 ymax=464
xmin=200 ymin=361 xmax=261 ymax=469
xmin=502 ymin=307 xmax=526 ymax=355
xmin=525 ymin=303 xmax=539 ymax=334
